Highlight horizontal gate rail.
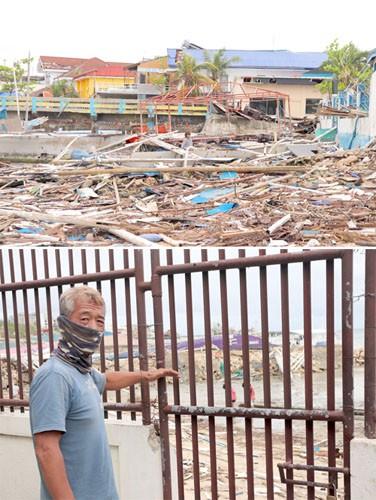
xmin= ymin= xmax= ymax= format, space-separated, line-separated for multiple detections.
xmin=155 ymin=249 xmax=346 ymax=275
xmin=0 ymin=268 xmax=136 ymax=292
xmin=164 ymin=405 xmax=345 ymax=421
xmin=0 ymin=398 xmax=142 ymax=412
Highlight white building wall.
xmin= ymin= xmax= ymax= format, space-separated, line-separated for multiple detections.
xmin=0 ymin=412 xmax=177 ymax=500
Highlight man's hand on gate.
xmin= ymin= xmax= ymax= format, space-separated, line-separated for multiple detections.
xmin=141 ymin=368 xmax=179 ymax=382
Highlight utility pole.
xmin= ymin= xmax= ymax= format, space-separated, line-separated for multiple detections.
xmin=24 ymin=51 xmax=31 ymax=127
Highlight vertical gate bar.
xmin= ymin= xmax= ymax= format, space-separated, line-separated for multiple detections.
xmin=326 ymin=259 xmax=337 ymax=493
xmin=238 ymin=248 xmax=255 ymax=500
xmin=43 ymin=250 xmax=54 ymax=353
xmin=365 ymin=250 xmax=376 ymax=438
xmin=19 ymin=250 xmax=33 ymax=385
xmin=202 ymin=248 xmax=219 ymax=500
xmin=9 ymin=249 xmax=25 ymax=408
xmin=280 ymin=251 xmax=294 ymax=500
xmin=0 ymin=249 xmax=14 ymax=408
xmin=54 ymin=249 xmax=63 ymax=299
xmin=184 ymin=249 xmax=201 ymax=500
xmin=123 ymin=250 xmax=136 ymax=421
xmin=95 ymin=249 xmax=108 ymax=415
xmin=342 ymin=250 xmax=353 ymax=500
xmin=109 ymin=250 xmax=121 ymax=420
xmin=134 ymin=250 xmax=151 ymax=425
xmin=218 ymin=248 xmax=236 ymax=500
xmin=151 ymin=249 xmax=172 ymax=500
xmin=166 ymin=249 xmax=185 ymax=499
xmin=81 ymin=249 xmax=88 ymax=278
xmin=259 ymin=249 xmax=274 ymax=499
xmin=303 ymin=260 xmax=315 ymax=500
xmin=68 ymin=249 xmax=74 ymax=279
xmin=31 ymin=250 xmax=43 ymax=366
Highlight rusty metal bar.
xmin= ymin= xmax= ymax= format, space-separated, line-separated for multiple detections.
xmin=151 ymin=250 xmax=172 ymax=500
xmin=123 ymin=250 xmax=136 ymax=421
xmin=95 ymin=249 xmax=108 ymax=414
xmin=202 ymin=249 xmax=218 ymax=499
xmin=164 ymin=405 xmax=345 ymax=421
xmin=0 ymin=398 xmax=142 ymax=412
xmin=238 ymin=248 xmax=255 ymax=499
xmin=134 ymin=250 xmax=151 ymax=425
xmin=219 ymin=248 xmax=236 ymax=500
xmin=0 ymin=268 xmax=136 ymax=293
xmin=43 ymin=250 xmax=55 ymax=354
xmin=259 ymin=249 xmax=274 ymax=499
xmin=326 ymin=259 xmax=337 ymax=494
xmin=365 ymin=250 xmax=376 ymax=438
xmin=31 ymin=249 xmax=43 ymax=366
xmin=0 ymin=249 xmax=14 ymax=410
xmin=303 ymin=260 xmax=315 ymax=500
xmin=280 ymin=249 xmax=294 ymax=500
xmin=156 ymin=250 xmax=345 ymax=276
xmin=109 ymin=250 xmax=122 ymax=420
xmin=342 ymin=250 xmax=353 ymax=500
xmin=166 ymin=249 xmax=185 ymax=499
xmin=8 ymin=250 xmax=25 ymax=409
xmin=183 ymin=249 xmax=201 ymax=500
xmin=20 ymin=250 xmax=34 ymax=386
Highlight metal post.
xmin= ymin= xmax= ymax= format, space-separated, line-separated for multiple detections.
xmin=341 ymin=250 xmax=353 ymax=500
xmin=365 ymin=250 xmax=376 ymax=438
xmin=151 ymin=250 xmax=172 ymax=500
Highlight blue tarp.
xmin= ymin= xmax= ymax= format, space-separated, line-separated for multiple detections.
xmin=191 ymin=187 xmax=234 ymax=204
xmin=207 ymin=202 xmax=238 ymax=215
xmin=219 ymin=171 xmax=238 ymax=180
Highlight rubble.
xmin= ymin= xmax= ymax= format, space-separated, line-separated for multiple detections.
xmin=0 ymin=132 xmax=375 ymax=246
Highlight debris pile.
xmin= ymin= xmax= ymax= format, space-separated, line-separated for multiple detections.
xmin=0 ymin=132 xmax=375 ymax=246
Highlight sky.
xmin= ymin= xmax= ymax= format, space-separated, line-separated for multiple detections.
xmin=1 ymin=0 xmax=375 ymax=68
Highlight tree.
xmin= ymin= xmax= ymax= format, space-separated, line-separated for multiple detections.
xmin=51 ymin=79 xmax=78 ymax=98
xmin=175 ymin=54 xmax=212 ymax=89
xmin=318 ymin=40 xmax=372 ymax=94
xmin=0 ymin=57 xmax=34 ymax=93
xmin=202 ymin=49 xmax=240 ymax=86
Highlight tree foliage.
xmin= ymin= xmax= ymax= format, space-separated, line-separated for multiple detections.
xmin=318 ymin=40 xmax=372 ymax=94
xmin=0 ymin=57 xmax=34 ymax=93
xmin=51 ymin=79 xmax=78 ymax=97
xmin=202 ymin=49 xmax=240 ymax=84
xmin=175 ymin=54 xmax=212 ymax=89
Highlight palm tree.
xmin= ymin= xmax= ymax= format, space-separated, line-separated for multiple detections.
xmin=202 ymin=49 xmax=240 ymax=88
xmin=175 ymin=54 xmax=212 ymax=90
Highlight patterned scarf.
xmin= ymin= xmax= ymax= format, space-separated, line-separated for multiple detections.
xmin=54 ymin=315 xmax=104 ymax=374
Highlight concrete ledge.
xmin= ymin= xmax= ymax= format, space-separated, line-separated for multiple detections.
xmin=351 ymin=437 xmax=376 ymax=499
xmin=0 ymin=412 xmax=176 ymax=500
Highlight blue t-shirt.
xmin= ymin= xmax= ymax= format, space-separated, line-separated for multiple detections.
xmin=29 ymin=357 xmax=119 ymax=500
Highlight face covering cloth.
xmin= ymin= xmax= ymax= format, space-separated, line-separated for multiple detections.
xmin=54 ymin=315 xmax=104 ymax=374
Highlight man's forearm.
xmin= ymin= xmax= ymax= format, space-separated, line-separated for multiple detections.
xmin=105 ymin=370 xmax=144 ymax=390
xmin=105 ymin=367 xmax=179 ymax=390
xmin=36 ymin=446 xmax=74 ymax=500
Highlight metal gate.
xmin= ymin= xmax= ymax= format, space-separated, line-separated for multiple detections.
xmin=148 ymin=249 xmax=354 ymax=500
xmin=0 ymin=248 xmax=355 ymax=499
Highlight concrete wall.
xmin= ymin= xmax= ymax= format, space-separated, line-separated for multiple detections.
xmin=0 ymin=412 xmax=177 ymax=500
xmin=351 ymin=438 xmax=376 ymax=499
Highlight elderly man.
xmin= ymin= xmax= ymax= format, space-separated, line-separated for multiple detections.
xmin=29 ymin=286 xmax=178 ymax=500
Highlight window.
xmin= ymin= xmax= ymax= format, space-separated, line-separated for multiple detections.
xmin=243 ymin=77 xmax=252 ymax=83
xmin=250 ymin=99 xmax=285 ymax=117
xmin=305 ymin=98 xmax=321 ymax=114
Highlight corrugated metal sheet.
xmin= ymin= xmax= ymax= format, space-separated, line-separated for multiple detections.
xmin=168 ymin=48 xmax=327 ymax=70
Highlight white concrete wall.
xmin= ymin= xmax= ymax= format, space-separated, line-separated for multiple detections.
xmin=0 ymin=412 xmax=177 ymax=500
xmin=369 ymin=71 xmax=376 ymax=138
xmin=351 ymin=437 xmax=376 ymax=499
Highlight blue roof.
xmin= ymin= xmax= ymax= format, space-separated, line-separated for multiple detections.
xmin=168 ymin=48 xmax=328 ymax=70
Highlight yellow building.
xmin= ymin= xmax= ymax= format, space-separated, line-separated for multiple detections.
xmin=73 ymin=65 xmax=136 ymax=98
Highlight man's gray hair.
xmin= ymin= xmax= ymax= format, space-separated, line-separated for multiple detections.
xmin=59 ymin=286 xmax=105 ymax=317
